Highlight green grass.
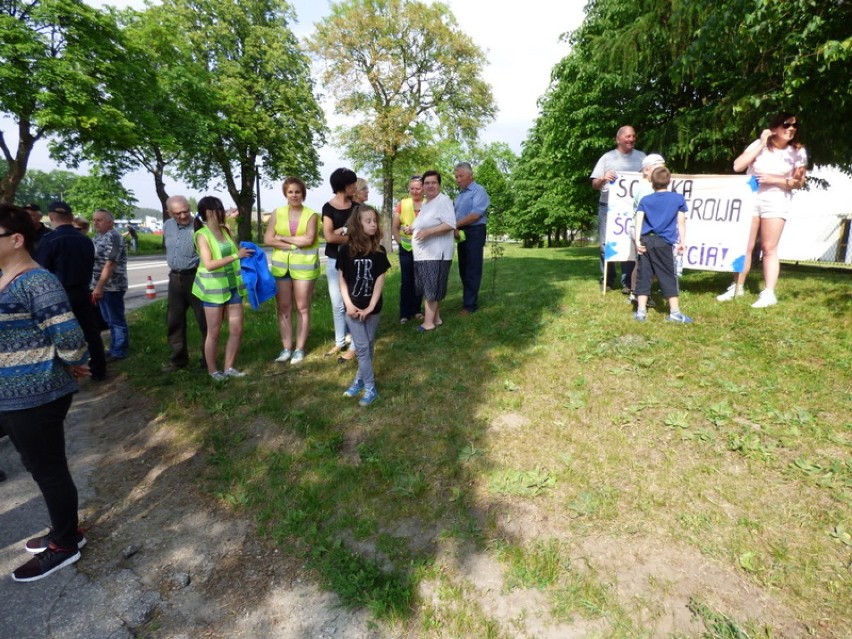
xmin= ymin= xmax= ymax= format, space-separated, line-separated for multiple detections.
xmin=119 ymin=245 xmax=851 ymax=637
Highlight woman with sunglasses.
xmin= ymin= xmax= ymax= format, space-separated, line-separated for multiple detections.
xmin=717 ymin=113 xmax=807 ymax=308
xmin=0 ymin=204 xmax=90 ymax=582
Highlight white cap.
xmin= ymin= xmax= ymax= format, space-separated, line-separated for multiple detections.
xmin=642 ymin=153 xmax=665 ymax=169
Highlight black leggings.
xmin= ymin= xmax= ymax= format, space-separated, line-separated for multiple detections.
xmin=2 ymin=393 xmax=79 ymax=550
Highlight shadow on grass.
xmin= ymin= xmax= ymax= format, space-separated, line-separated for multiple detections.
xmin=119 ymin=245 xmax=851 ymax=628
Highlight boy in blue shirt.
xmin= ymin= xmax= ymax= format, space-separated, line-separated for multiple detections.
xmin=633 ymin=167 xmax=692 ymax=323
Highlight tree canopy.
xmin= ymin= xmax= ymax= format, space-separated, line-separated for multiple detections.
xmin=134 ymin=0 xmax=327 ymax=237
xmin=506 ymin=0 xmax=852 ymax=246
xmin=308 ymin=0 xmax=496 ymax=233
xmin=0 ymin=0 xmax=130 ymax=203
xmin=66 ymin=170 xmax=137 ymax=219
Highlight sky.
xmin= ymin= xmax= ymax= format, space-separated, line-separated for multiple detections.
xmin=4 ymin=0 xmax=586 ymax=213
xmin=5 ymin=0 xmax=850 ymax=215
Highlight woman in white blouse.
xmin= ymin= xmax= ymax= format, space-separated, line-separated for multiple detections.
xmin=717 ymin=112 xmax=807 ymax=308
xmin=411 ymin=170 xmax=456 ymax=331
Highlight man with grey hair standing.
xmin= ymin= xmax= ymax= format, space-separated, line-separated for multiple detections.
xmin=91 ymin=209 xmax=129 ymax=360
xmin=591 ymin=125 xmax=646 ymax=292
xmin=162 ymin=195 xmax=207 ymax=372
xmin=453 ymin=162 xmax=490 ymax=315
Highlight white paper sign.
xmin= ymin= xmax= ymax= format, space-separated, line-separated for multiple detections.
xmin=605 ymin=172 xmax=756 ymax=273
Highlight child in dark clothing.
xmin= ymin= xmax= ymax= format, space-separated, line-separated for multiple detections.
xmin=634 ymin=167 xmax=692 ymax=323
xmin=336 ymin=205 xmax=391 ymax=406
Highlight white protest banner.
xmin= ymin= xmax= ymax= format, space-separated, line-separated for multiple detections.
xmin=605 ymin=172 xmax=756 ymax=273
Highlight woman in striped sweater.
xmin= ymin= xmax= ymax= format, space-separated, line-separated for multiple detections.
xmin=0 ymin=204 xmax=90 ymax=583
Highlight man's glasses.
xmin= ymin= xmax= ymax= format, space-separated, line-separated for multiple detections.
xmin=781 ymin=122 xmax=799 ymax=129
xmin=0 ymin=230 xmax=17 ymax=238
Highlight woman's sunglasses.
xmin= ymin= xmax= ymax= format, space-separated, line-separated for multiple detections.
xmin=781 ymin=122 xmax=799 ymax=129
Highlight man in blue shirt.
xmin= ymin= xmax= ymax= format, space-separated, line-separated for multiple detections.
xmin=453 ymin=162 xmax=490 ymax=315
xmin=162 ymin=195 xmax=207 ymax=372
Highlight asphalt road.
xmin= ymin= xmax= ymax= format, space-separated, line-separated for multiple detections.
xmin=124 ymin=247 xmax=276 ymax=311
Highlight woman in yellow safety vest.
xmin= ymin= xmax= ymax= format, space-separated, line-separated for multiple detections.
xmin=192 ymin=196 xmax=254 ymax=380
xmin=392 ymin=176 xmax=425 ymax=323
xmin=264 ymin=177 xmax=319 ymax=366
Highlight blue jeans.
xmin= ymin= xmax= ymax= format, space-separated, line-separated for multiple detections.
xmin=98 ymin=290 xmax=129 ymax=358
xmin=325 ymin=257 xmax=348 ymax=348
xmin=345 ymin=313 xmax=380 ymax=390
xmin=398 ymin=246 xmax=422 ymax=320
xmin=457 ymin=224 xmax=486 ymax=312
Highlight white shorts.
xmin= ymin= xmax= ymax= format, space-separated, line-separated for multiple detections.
xmin=750 ymin=193 xmax=791 ymax=220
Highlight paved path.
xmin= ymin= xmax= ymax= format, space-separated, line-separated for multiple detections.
xmin=0 ymin=384 xmax=138 ymax=639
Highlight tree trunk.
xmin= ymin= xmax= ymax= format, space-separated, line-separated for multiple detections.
xmin=151 ymin=150 xmax=170 ymax=223
xmin=222 ymin=159 xmax=256 ymax=242
xmin=380 ymin=153 xmax=395 ymax=253
xmin=0 ymin=123 xmax=37 ymax=204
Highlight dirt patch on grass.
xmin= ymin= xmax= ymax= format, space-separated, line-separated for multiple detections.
xmin=577 ymin=535 xmax=809 ymax=639
xmin=77 ymin=381 xmax=386 ymax=638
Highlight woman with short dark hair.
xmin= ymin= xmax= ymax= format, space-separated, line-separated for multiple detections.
xmin=322 ymin=168 xmax=358 ymax=361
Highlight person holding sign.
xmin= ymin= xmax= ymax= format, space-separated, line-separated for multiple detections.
xmin=634 ymin=167 xmax=691 ymax=323
xmin=717 ymin=113 xmax=807 ymax=308
xmin=591 ymin=125 xmax=646 ymax=292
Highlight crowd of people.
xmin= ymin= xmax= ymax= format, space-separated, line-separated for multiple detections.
xmin=0 ymin=112 xmax=806 ymax=583
xmin=592 ymin=113 xmax=807 ymax=321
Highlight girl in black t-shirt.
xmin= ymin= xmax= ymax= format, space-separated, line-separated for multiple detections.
xmin=337 ymin=205 xmax=391 ymax=407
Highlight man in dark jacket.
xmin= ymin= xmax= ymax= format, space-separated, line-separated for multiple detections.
xmin=36 ymin=202 xmax=107 ymax=381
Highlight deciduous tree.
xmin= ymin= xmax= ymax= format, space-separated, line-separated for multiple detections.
xmin=308 ymin=0 xmax=496 ymax=240
xmin=66 ymin=169 xmax=137 ymax=219
xmin=148 ymin=0 xmax=327 ymax=239
xmin=0 ymin=0 xmax=130 ymax=202
xmin=3 ymin=165 xmax=79 ymax=212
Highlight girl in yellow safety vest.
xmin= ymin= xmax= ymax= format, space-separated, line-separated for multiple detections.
xmin=192 ymin=196 xmax=254 ymax=380
xmin=264 ymin=177 xmax=319 ymax=366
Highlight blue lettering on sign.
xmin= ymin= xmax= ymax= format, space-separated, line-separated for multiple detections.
xmin=686 ymin=244 xmax=731 ymax=268
xmin=613 ymin=216 xmax=633 ymax=236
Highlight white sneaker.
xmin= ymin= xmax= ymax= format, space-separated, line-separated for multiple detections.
xmin=751 ymin=290 xmax=777 ymax=308
xmin=274 ymin=348 xmax=291 ymax=363
xmin=290 ymin=349 xmax=305 ymax=365
xmin=716 ymin=283 xmax=744 ymax=302
xmin=223 ymin=367 xmax=247 ymax=378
